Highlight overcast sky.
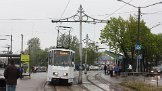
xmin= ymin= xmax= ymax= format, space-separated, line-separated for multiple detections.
xmin=0 ymin=0 xmax=162 ymax=53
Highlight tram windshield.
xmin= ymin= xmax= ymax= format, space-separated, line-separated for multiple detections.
xmin=49 ymin=50 xmax=74 ymax=66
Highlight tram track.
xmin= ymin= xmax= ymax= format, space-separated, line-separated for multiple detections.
xmin=43 ymin=80 xmax=88 ymax=91
xmin=43 ymin=83 xmax=71 ymax=91
xmin=95 ymin=73 xmax=121 ymax=91
xmin=86 ymin=71 xmax=126 ymax=91
xmin=43 ymin=81 xmax=48 ymax=91
xmin=43 ymin=71 xmax=112 ymax=91
xmin=86 ymin=71 xmax=109 ymax=91
xmin=54 ymin=86 xmax=71 ymax=91
xmin=95 ymin=72 xmax=134 ymax=91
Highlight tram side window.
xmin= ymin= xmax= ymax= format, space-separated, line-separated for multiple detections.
xmin=71 ymin=53 xmax=75 ymax=67
xmin=48 ymin=51 xmax=52 ymax=65
xmin=54 ymin=50 xmax=61 ymax=66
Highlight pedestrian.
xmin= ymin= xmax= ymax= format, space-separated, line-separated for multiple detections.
xmin=107 ymin=64 xmax=110 ymax=75
xmin=18 ymin=66 xmax=23 ymax=79
xmin=128 ymin=64 xmax=132 ymax=72
xmin=127 ymin=64 xmax=132 ymax=76
xmin=118 ymin=65 xmax=122 ymax=76
xmin=114 ymin=64 xmax=119 ymax=76
xmin=104 ymin=64 xmax=107 ymax=75
xmin=109 ymin=65 xmax=113 ymax=77
xmin=4 ymin=59 xmax=20 ymax=91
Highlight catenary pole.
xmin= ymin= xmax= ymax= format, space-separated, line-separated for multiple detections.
xmin=51 ymin=5 xmax=108 ymax=84
xmin=78 ymin=5 xmax=83 ymax=83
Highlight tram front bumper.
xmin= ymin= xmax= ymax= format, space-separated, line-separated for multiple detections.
xmin=51 ymin=76 xmax=73 ymax=83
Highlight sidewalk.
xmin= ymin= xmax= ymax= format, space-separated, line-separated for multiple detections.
xmin=100 ymin=72 xmax=162 ymax=86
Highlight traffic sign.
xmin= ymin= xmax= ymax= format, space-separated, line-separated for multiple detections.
xmin=135 ymin=44 xmax=141 ymax=50
xmin=138 ymin=54 xmax=142 ymax=60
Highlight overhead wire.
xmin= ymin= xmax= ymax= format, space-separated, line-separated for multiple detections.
xmin=57 ymin=0 xmax=71 ymax=30
xmin=140 ymin=10 xmax=162 ymax=20
xmin=103 ymin=0 xmax=134 ymax=19
xmin=60 ymin=0 xmax=71 ymax=19
xmin=0 ymin=18 xmax=49 ymax=21
xmin=0 ymin=0 xmax=70 ymax=21
xmin=141 ymin=11 xmax=162 ymax=15
xmin=91 ymin=11 xmax=136 ymax=17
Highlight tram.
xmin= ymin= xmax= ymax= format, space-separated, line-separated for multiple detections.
xmin=47 ymin=48 xmax=75 ymax=84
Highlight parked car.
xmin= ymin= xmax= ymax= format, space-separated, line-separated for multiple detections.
xmin=75 ymin=63 xmax=85 ymax=71
xmin=150 ymin=66 xmax=161 ymax=73
xmin=36 ymin=66 xmax=47 ymax=72
xmin=98 ymin=64 xmax=105 ymax=70
xmin=89 ymin=65 xmax=100 ymax=70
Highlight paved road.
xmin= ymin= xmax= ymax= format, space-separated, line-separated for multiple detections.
xmin=17 ymin=72 xmax=46 ymax=91
xmin=4 ymin=70 xmax=158 ymax=91
xmin=16 ymin=72 xmax=87 ymax=91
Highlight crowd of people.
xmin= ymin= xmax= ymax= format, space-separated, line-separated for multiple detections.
xmin=103 ymin=63 xmax=133 ymax=77
xmin=104 ymin=64 xmax=121 ymax=77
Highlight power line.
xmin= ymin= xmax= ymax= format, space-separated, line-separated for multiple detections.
xmin=92 ymin=11 xmax=136 ymax=17
xmin=60 ymin=0 xmax=71 ymax=19
xmin=142 ymin=11 xmax=162 ymax=15
xmin=103 ymin=0 xmax=134 ymax=19
xmin=0 ymin=18 xmax=50 ymax=21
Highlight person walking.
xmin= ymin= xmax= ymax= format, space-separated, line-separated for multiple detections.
xmin=107 ymin=64 xmax=110 ymax=75
xmin=114 ymin=64 xmax=119 ymax=76
xmin=104 ymin=64 xmax=107 ymax=75
xmin=109 ymin=65 xmax=113 ymax=77
xmin=4 ymin=59 xmax=20 ymax=91
xmin=128 ymin=64 xmax=132 ymax=72
xmin=18 ymin=66 xmax=23 ymax=79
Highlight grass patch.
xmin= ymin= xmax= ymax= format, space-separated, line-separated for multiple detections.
xmin=120 ymin=80 xmax=162 ymax=91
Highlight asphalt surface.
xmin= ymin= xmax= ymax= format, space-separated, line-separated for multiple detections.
xmin=17 ymin=72 xmax=46 ymax=91
xmin=1 ymin=71 xmax=162 ymax=91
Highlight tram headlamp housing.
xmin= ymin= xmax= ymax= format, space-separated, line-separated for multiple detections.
xmin=53 ymin=72 xmax=58 ymax=76
xmin=63 ymin=73 xmax=68 ymax=76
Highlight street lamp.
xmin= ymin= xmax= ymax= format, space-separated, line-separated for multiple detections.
xmin=117 ymin=0 xmax=162 ymax=72
xmin=5 ymin=35 xmax=13 ymax=54
xmin=21 ymin=34 xmax=24 ymax=54
xmin=3 ymin=45 xmax=10 ymax=65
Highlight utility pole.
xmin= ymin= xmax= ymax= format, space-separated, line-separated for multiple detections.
xmin=78 ymin=5 xmax=83 ymax=83
xmin=136 ymin=7 xmax=141 ymax=72
xmin=84 ymin=34 xmax=89 ymax=74
xmin=21 ymin=34 xmax=23 ymax=53
xmin=51 ymin=5 xmax=108 ymax=84
xmin=11 ymin=35 xmax=12 ymax=54
xmin=117 ymin=0 xmax=162 ymax=72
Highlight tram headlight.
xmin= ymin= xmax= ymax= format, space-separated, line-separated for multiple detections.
xmin=63 ymin=73 xmax=68 ymax=76
xmin=53 ymin=72 xmax=58 ymax=76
